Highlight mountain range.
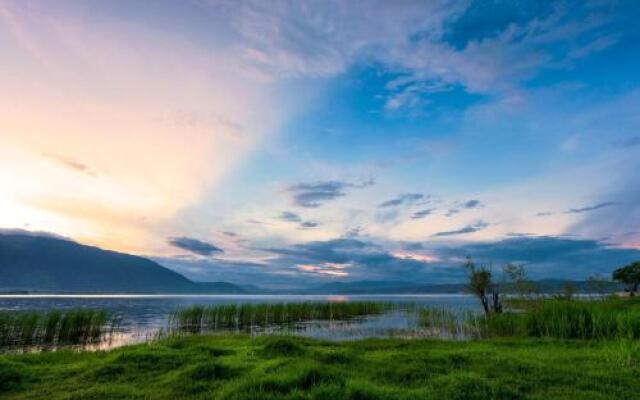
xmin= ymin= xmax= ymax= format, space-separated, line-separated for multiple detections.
xmin=0 ymin=233 xmax=620 ymax=294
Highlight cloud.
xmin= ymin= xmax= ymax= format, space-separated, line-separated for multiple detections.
xmin=168 ymin=236 xmax=223 ymax=256
xmin=278 ymin=211 xmax=320 ymax=229
xmin=411 ymin=208 xmax=435 ymax=220
xmin=445 ymin=199 xmax=483 ymax=216
xmin=378 ymin=193 xmax=425 ymax=208
xmin=278 ymin=211 xmax=302 ymax=222
xmin=224 ymin=1 xmax=617 ymax=107
xmin=434 ymin=221 xmax=489 ymax=237
xmin=266 ymin=238 xmax=438 ymax=281
xmin=286 ymin=179 xmax=374 ymax=208
xmin=564 ymin=202 xmax=619 ymax=214
xmin=437 ymin=236 xmax=640 ymax=279
xmin=43 ymin=154 xmax=96 ymax=176
xmin=158 ymin=235 xmax=640 ymax=287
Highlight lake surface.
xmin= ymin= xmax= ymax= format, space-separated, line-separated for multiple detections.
xmin=0 ymin=294 xmax=481 ymax=347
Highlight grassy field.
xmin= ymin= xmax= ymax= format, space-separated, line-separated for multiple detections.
xmin=1 ymin=334 xmax=639 ymax=399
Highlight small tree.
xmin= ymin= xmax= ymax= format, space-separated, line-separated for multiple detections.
xmin=586 ymin=274 xmax=610 ymax=297
xmin=503 ymin=263 xmax=538 ymax=298
xmin=464 ymin=257 xmax=502 ymax=315
xmin=612 ymin=262 xmax=640 ymax=297
xmin=560 ymin=281 xmax=577 ymax=300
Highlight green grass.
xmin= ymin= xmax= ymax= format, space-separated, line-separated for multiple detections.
xmin=0 ymin=309 xmax=111 ymax=348
xmin=169 ymin=302 xmax=392 ymax=333
xmin=481 ymin=297 xmax=640 ymax=340
xmin=1 ymin=334 xmax=639 ymax=399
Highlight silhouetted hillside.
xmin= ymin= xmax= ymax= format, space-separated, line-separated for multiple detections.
xmin=0 ymin=233 xmax=199 ymax=293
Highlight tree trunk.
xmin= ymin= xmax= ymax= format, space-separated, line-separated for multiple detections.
xmin=479 ymin=292 xmax=490 ymax=315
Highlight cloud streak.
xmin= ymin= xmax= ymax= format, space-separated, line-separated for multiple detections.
xmin=168 ymin=237 xmax=223 ymax=256
xmin=378 ymin=193 xmax=425 ymax=208
xmin=434 ymin=221 xmax=488 ymax=237
xmin=286 ymin=179 xmax=374 ymax=208
xmin=565 ymin=202 xmax=619 ymax=214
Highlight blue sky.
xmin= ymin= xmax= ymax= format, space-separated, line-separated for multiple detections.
xmin=1 ymin=0 xmax=640 ymax=288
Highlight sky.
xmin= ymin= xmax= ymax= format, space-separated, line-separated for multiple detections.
xmin=1 ymin=0 xmax=640 ymax=289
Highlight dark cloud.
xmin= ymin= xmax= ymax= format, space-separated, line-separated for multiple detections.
xmin=434 ymin=221 xmax=488 ymax=237
xmin=565 ymin=202 xmax=619 ymax=214
xmin=536 ymin=211 xmax=554 ymax=217
xmin=158 ymin=235 xmax=640 ymax=288
xmin=437 ymin=236 xmax=640 ymax=279
xmin=378 ymin=193 xmax=425 ymax=208
xmin=168 ymin=236 xmax=223 ymax=256
xmin=287 ymin=178 xmax=374 ymax=208
xmin=266 ymin=238 xmax=440 ymax=281
xmin=412 ymin=208 xmax=435 ymax=219
xmin=222 ymin=231 xmax=237 ymax=237
xmin=299 ymin=221 xmax=320 ymax=229
xmin=44 ymin=154 xmax=96 ymax=176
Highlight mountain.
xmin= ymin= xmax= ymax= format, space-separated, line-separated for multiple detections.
xmin=0 ymin=233 xmax=217 ymax=293
xmin=306 ymin=279 xmax=622 ymax=295
xmin=194 ymin=282 xmax=247 ymax=294
xmin=307 ymin=280 xmax=465 ymax=294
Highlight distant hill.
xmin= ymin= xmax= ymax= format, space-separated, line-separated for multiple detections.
xmin=194 ymin=282 xmax=246 ymax=294
xmin=306 ymin=279 xmax=622 ymax=295
xmin=0 ymin=233 xmax=238 ymax=294
xmin=307 ymin=280 xmax=465 ymax=294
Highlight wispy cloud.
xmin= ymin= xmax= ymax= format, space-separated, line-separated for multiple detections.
xmin=168 ymin=236 xmax=223 ymax=256
xmin=43 ymin=154 xmax=96 ymax=176
xmin=411 ymin=208 xmax=435 ymax=220
xmin=446 ymin=199 xmax=483 ymax=216
xmin=278 ymin=211 xmax=319 ymax=229
xmin=433 ymin=221 xmax=488 ymax=237
xmin=286 ymin=179 xmax=374 ymax=208
xmin=564 ymin=202 xmax=619 ymax=214
xmin=378 ymin=193 xmax=425 ymax=208
xmin=278 ymin=211 xmax=302 ymax=222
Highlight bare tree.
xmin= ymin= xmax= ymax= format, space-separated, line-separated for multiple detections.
xmin=464 ymin=257 xmax=502 ymax=315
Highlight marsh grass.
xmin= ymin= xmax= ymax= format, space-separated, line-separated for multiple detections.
xmin=169 ymin=302 xmax=393 ymax=334
xmin=0 ymin=309 xmax=113 ymax=348
xmin=479 ymin=297 xmax=640 ymax=339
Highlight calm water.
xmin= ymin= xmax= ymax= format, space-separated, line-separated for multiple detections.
xmin=0 ymin=294 xmax=481 ymax=347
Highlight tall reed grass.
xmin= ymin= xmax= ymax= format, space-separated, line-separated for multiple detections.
xmin=480 ymin=297 xmax=640 ymax=340
xmin=0 ymin=309 xmax=112 ymax=348
xmin=169 ymin=302 xmax=392 ymax=333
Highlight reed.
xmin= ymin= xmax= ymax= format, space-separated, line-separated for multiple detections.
xmin=169 ymin=302 xmax=393 ymax=333
xmin=480 ymin=297 xmax=640 ymax=340
xmin=0 ymin=309 xmax=111 ymax=348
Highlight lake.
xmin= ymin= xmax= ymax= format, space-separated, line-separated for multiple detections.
xmin=0 ymin=294 xmax=482 ymax=348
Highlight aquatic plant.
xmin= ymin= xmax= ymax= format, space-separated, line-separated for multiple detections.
xmin=169 ymin=301 xmax=393 ymax=333
xmin=0 ymin=309 xmax=112 ymax=348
